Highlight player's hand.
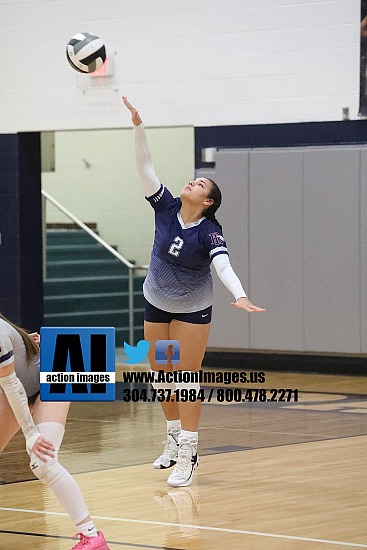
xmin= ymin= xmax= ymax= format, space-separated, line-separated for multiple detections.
xmin=231 ymin=297 xmax=266 ymax=312
xmin=122 ymin=96 xmax=142 ymax=126
xmin=32 ymin=436 xmax=55 ymax=463
xmin=29 ymin=332 xmax=40 ymax=345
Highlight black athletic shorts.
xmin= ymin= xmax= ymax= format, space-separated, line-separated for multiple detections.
xmin=144 ymin=300 xmax=212 ymax=324
xmin=28 ymin=391 xmax=40 ymax=405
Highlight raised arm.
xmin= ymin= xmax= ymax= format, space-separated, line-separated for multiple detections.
xmin=212 ymin=254 xmax=266 ymax=313
xmin=122 ymin=96 xmax=161 ymax=197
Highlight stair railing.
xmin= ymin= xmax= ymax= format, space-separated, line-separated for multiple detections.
xmin=42 ymin=189 xmax=148 ymax=345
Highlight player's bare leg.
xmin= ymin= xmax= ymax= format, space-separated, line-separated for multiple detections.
xmin=145 ymin=321 xmax=181 ymax=469
xmin=169 ymin=320 xmax=210 ymax=431
xmin=144 ymin=321 xmax=179 ymax=420
xmin=166 ymin=320 xmax=210 ymax=486
xmin=0 ymin=391 xmax=22 ymax=452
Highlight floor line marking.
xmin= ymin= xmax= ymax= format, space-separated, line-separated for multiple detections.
xmin=0 ymin=507 xmax=366 ymax=548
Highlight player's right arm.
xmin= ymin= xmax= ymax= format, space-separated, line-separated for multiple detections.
xmin=0 ymin=338 xmax=54 ymax=461
xmin=122 ymin=96 xmax=161 ymax=197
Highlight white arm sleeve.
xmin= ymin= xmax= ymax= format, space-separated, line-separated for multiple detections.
xmin=0 ymin=371 xmax=40 ymax=454
xmin=133 ymin=123 xmax=161 ymax=197
xmin=212 ymin=254 xmax=248 ymax=301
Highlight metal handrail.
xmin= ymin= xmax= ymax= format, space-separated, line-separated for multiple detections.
xmin=41 ymin=189 xmax=148 ymax=344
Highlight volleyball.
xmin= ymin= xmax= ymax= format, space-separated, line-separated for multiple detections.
xmin=66 ymin=32 xmax=106 ymax=74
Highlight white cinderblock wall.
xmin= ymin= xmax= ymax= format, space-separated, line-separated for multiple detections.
xmin=0 ymin=0 xmax=361 ymax=132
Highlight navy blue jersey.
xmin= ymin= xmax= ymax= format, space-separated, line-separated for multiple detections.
xmin=143 ymin=184 xmax=229 ymax=313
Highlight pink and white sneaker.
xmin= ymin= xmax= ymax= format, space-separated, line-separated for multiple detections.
xmin=71 ymin=531 xmax=110 ymax=549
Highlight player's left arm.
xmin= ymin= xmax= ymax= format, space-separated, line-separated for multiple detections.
xmin=0 ymin=334 xmax=55 ymax=461
xmin=0 ymin=362 xmax=55 ymax=460
xmin=122 ymin=96 xmax=161 ymax=197
xmin=212 ymin=254 xmax=266 ymax=313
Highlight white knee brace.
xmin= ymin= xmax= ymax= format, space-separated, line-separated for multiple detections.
xmin=30 ymin=422 xmax=67 ymax=487
xmin=150 ymin=370 xmax=176 ymax=393
xmin=29 ymin=421 xmax=90 ymax=525
xmin=174 ymin=371 xmax=201 ymax=398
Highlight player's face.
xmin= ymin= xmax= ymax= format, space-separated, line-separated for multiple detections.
xmin=181 ymin=178 xmax=214 ymax=207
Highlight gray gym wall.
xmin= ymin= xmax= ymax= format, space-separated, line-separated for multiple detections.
xmin=205 ymin=146 xmax=367 ymax=355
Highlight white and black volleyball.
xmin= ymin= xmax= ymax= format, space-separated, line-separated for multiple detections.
xmin=66 ymin=32 xmax=106 ymax=73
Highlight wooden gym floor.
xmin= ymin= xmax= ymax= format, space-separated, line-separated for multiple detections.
xmin=0 ymin=366 xmax=366 ymax=549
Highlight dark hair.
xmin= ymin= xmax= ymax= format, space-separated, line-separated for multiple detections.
xmin=0 ymin=313 xmax=39 ymax=364
xmin=202 ymin=178 xmax=222 ymax=227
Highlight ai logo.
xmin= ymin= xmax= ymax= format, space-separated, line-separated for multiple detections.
xmin=40 ymin=327 xmax=115 ymax=402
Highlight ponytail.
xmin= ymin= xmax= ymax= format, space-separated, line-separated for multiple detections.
xmin=0 ymin=313 xmax=39 ymax=365
xmin=202 ymin=178 xmax=222 ymax=228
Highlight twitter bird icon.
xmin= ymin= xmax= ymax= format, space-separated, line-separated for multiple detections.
xmin=123 ymin=340 xmax=151 ymax=364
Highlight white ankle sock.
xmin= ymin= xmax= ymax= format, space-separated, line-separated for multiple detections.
xmin=77 ymin=520 xmax=98 ymax=537
xmin=167 ymin=419 xmax=181 ymax=435
xmin=179 ymin=430 xmax=198 ymax=447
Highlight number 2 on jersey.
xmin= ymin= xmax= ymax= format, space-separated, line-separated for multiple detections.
xmin=168 ymin=236 xmax=184 ymax=257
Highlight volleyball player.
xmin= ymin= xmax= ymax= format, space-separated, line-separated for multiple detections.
xmin=123 ymin=97 xmax=265 ymax=487
xmin=0 ymin=313 xmax=110 ymax=550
